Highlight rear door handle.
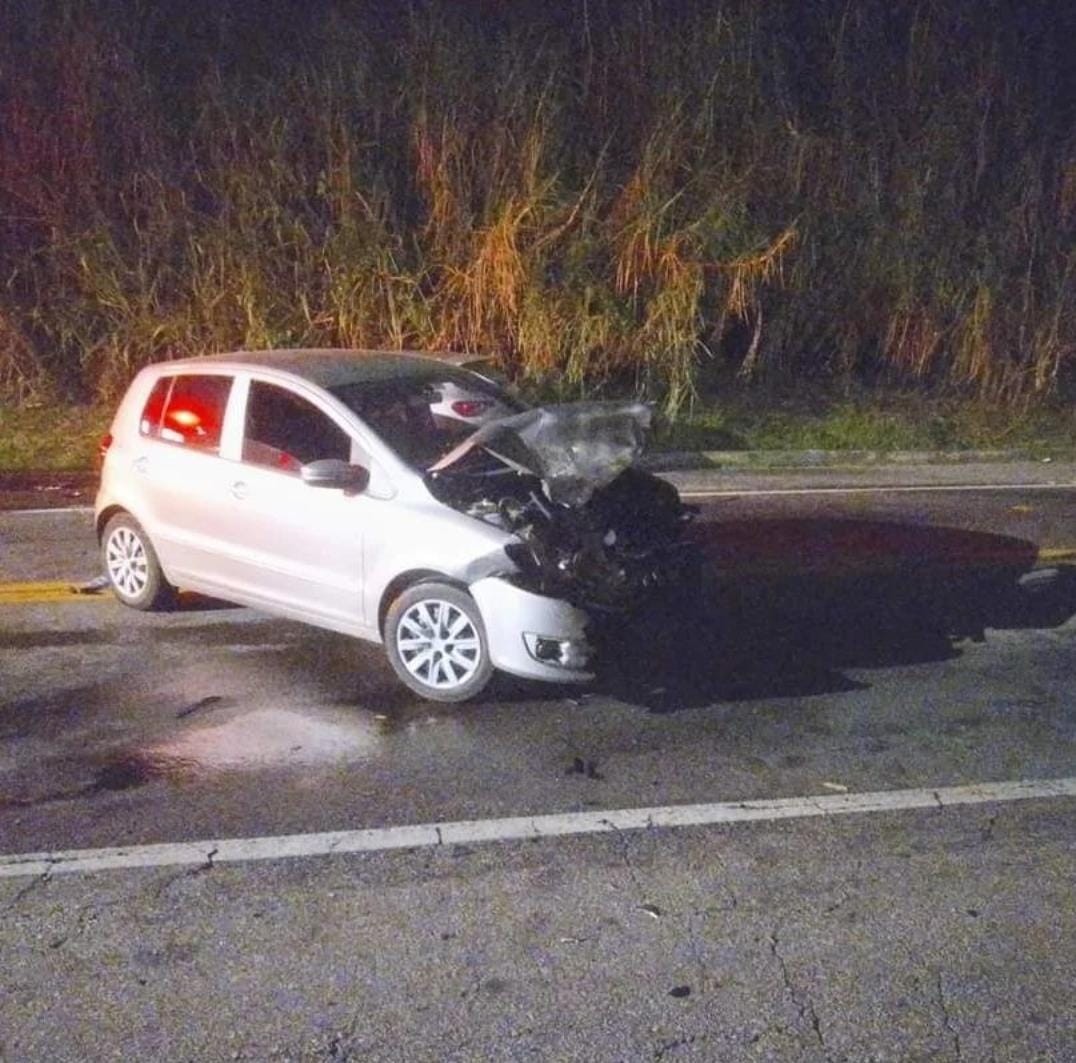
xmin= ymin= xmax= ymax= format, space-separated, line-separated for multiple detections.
xmin=133 ymin=457 xmax=148 ymax=475
xmin=230 ymin=481 xmax=248 ymax=500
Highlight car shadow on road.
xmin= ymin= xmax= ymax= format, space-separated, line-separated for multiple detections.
xmin=594 ymin=518 xmax=1075 ymax=713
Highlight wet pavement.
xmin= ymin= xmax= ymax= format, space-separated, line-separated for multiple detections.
xmin=1 ymin=483 xmax=1075 ymax=1059
xmin=2 ymin=556 xmax=1075 ymax=855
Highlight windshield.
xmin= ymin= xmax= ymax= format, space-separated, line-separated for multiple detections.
xmin=329 ymin=368 xmax=521 ymax=467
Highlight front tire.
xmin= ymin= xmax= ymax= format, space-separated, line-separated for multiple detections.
xmin=102 ymin=513 xmax=175 ymax=611
xmin=384 ymin=582 xmax=494 ymax=702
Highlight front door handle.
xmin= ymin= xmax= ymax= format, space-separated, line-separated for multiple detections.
xmin=230 ymin=481 xmax=248 ymax=501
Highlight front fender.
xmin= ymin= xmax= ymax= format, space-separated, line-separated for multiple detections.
xmin=470 ymin=577 xmax=594 ymax=683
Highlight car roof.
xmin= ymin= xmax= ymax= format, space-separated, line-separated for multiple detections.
xmin=154 ymin=349 xmax=485 ymax=389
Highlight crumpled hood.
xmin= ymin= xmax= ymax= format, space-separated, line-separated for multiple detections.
xmin=431 ymin=401 xmax=653 ymax=506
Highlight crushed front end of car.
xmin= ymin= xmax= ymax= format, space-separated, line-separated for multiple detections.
xmin=426 ymin=402 xmax=700 ymax=675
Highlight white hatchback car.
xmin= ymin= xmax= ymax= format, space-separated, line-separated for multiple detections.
xmin=96 ymin=350 xmax=693 ymax=701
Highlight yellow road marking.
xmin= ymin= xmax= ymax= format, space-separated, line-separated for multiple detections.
xmin=1038 ymin=547 xmax=1076 ymax=563
xmin=0 ymin=581 xmax=111 ymax=605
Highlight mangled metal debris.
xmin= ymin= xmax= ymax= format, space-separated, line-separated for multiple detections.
xmin=427 ymin=401 xmax=697 ymax=609
xmin=433 ymin=401 xmax=654 ymax=505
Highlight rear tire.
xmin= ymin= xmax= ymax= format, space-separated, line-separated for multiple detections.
xmin=384 ymin=582 xmax=494 ymax=702
xmin=101 ymin=513 xmax=175 ymax=611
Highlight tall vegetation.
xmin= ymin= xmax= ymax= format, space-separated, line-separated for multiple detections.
xmin=1 ymin=0 xmax=1072 ymax=411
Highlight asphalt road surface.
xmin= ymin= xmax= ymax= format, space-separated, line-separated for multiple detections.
xmin=1 ymin=482 xmax=1074 ymax=1061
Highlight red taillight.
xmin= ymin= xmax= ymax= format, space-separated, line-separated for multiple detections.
xmin=97 ymin=432 xmax=113 ymax=466
xmin=451 ymin=399 xmax=493 ymax=418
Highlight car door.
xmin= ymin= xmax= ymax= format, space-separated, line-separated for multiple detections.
xmin=129 ymin=371 xmax=243 ymax=585
xmin=210 ymin=375 xmax=375 ymax=632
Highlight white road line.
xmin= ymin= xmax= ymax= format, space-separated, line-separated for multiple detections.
xmin=1 ymin=777 xmax=1072 ymax=880
xmin=679 ymin=482 xmax=1076 ymax=500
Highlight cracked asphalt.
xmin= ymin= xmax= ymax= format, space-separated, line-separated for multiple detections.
xmin=1 ymin=484 xmax=1075 ymax=1060
xmin=3 ymin=805 xmax=1073 ymax=1061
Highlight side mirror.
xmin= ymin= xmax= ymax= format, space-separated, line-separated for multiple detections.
xmin=300 ymin=458 xmax=370 ymax=494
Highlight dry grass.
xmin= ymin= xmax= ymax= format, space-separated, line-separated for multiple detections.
xmin=0 ymin=0 xmax=1072 ymax=413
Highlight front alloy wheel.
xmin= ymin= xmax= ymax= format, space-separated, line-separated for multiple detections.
xmin=385 ymin=582 xmax=493 ymax=702
xmin=102 ymin=513 xmax=175 ymax=611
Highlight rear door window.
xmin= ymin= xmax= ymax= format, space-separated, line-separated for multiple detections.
xmin=139 ymin=374 xmax=232 ymax=453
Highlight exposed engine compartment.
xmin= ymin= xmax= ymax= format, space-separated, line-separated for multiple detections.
xmin=426 ymin=403 xmax=697 ymax=610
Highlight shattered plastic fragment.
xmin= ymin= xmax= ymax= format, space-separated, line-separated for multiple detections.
xmin=72 ymin=574 xmax=111 ymax=594
xmin=565 ymin=757 xmax=605 ymax=780
xmin=176 ymin=695 xmax=224 ymax=720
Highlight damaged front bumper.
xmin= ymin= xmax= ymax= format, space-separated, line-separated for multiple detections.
xmin=470 ymin=576 xmax=595 ymax=683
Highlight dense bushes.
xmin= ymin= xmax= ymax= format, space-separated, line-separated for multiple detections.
xmin=1 ymin=0 xmax=1072 ymax=410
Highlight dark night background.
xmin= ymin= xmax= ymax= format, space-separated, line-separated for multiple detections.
xmin=1 ymin=0 xmax=1073 ymax=409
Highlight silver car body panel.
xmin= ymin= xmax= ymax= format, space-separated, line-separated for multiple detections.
xmin=470 ymin=577 xmax=594 ymax=682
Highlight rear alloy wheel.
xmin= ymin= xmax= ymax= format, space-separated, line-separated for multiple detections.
xmin=102 ymin=513 xmax=175 ymax=611
xmin=385 ymin=582 xmax=493 ymax=702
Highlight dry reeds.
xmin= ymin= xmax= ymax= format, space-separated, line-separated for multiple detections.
xmin=0 ymin=0 xmax=1071 ymax=410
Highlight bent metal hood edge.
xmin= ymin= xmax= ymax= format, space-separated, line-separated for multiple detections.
xmin=429 ymin=400 xmax=654 ymax=506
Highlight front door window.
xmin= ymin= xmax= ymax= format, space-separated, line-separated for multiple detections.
xmin=242 ymin=381 xmax=352 ymax=472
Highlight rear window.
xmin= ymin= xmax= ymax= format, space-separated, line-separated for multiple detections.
xmin=139 ymin=374 xmax=232 ymax=452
